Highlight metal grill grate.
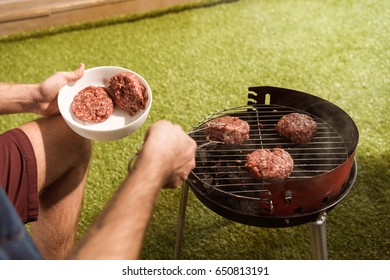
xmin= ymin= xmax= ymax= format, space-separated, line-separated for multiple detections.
xmin=188 ymin=104 xmax=349 ymax=200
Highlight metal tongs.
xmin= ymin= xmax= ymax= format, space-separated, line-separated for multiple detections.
xmin=128 ymin=143 xmax=143 ymax=171
xmin=128 ymin=122 xmax=226 ymax=171
xmin=188 ymin=122 xmax=226 ymax=149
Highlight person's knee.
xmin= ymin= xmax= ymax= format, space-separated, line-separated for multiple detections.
xmin=76 ymin=137 xmax=92 ymax=167
xmin=20 ymin=115 xmax=93 ymax=184
xmin=63 ymin=128 xmax=92 ymax=172
xmin=45 ymin=115 xmax=92 ymax=165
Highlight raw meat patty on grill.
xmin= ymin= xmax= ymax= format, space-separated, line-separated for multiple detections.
xmin=107 ymin=72 xmax=148 ymax=116
xmin=245 ymin=148 xmax=294 ymax=182
xmin=275 ymin=113 xmax=317 ymax=144
xmin=71 ymin=86 xmax=114 ymax=123
xmin=204 ymin=116 xmax=250 ymax=145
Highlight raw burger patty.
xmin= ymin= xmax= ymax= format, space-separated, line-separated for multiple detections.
xmin=72 ymin=86 xmax=114 ymax=123
xmin=245 ymin=148 xmax=294 ymax=182
xmin=204 ymin=116 xmax=250 ymax=145
xmin=107 ymin=72 xmax=148 ymax=116
xmin=275 ymin=113 xmax=317 ymax=144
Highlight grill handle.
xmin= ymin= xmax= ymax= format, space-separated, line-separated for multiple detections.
xmin=248 ymin=86 xmax=359 ymax=156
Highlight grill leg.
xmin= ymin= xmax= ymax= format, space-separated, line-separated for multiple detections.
xmin=309 ymin=211 xmax=328 ymax=260
xmin=174 ymin=183 xmax=189 ymax=259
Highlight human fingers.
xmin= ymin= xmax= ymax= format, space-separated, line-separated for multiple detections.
xmin=40 ymin=63 xmax=85 ymax=94
xmin=164 ymin=137 xmax=196 ymax=189
xmin=141 ymin=121 xmax=196 ymax=187
xmin=36 ymin=63 xmax=85 ymax=116
xmin=165 ymin=157 xmax=196 ymax=189
xmin=64 ymin=63 xmax=85 ymax=83
xmin=144 ymin=121 xmax=184 ymax=150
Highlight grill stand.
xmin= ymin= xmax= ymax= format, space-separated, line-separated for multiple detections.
xmin=174 ymin=184 xmax=330 ymax=259
xmin=175 ymin=183 xmax=190 ymax=259
xmin=174 ymin=157 xmax=357 ymax=259
xmin=309 ymin=211 xmax=328 ymax=259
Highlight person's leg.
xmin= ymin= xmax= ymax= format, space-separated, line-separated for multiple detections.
xmin=19 ymin=115 xmax=92 ymax=259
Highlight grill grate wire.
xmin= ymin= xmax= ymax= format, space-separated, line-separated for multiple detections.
xmin=188 ymin=105 xmax=348 ymax=200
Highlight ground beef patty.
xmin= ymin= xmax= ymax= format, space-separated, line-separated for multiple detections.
xmin=204 ymin=116 xmax=250 ymax=145
xmin=107 ymin=72 xmax=148 ymax=116
xmin=72 ymin=86 xmax=114 ymax=123
xmin=245 ymin=148 xmax=294 ymax=182
xmin=275 ymin=113 xmax=317 ymax=144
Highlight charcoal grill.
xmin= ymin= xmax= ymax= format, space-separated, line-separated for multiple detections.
xmin=174 ymin=86 xmax=359 ymax=259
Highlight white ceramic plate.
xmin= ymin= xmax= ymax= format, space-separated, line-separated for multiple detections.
xmin=58 ymin=66 xmax=152 ymax=141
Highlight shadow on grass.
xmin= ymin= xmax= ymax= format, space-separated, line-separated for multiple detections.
xmin=325 ymin=150 xmax=390 ymax=259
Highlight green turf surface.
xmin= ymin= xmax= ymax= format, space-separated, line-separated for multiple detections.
xmin=0 ymin=0 xmax=389 ymax=259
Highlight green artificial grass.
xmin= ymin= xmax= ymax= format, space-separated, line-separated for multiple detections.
xmin=1 ymin=0 xmax=389 ymax=259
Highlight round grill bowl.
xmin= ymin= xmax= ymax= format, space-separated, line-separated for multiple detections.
xmin=188 ymin=158 xmax=357 ymax=228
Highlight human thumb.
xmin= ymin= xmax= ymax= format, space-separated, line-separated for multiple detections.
xmin=66 ymin=63 xmax=85 ymax=83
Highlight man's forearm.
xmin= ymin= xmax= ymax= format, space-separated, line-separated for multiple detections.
xmin=69 ymin=155 xmax=167 ymax=260
xmin=0 ymin=83 xmax=40 ymax=115
xmin=68 ymin=120 xmax=195 ymax=260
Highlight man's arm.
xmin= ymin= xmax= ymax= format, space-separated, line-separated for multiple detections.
xmin=0 ymin=63 xmax=84 ymax=116
xmin=0 ymin=83 xmax=40 ymax=115
xmin=69 ymin=121 xmax=196 ymax=259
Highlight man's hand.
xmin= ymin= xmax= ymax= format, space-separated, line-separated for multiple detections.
xmin=139 ymin=120 xmax=197 ymax=188
xmin=35 ymin=63 xmax=85 ymax=116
